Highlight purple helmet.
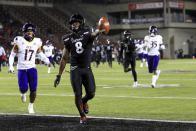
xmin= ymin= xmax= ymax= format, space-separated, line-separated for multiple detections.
xmin=46 ymin=40 xmax=51 ymax=45
xmin=149 ymin=26 xmax=158 ymax=35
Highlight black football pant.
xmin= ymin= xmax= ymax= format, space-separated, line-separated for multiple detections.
xmin=123 ymin=57 xmax=137 ymax=82
xmin=70 ymin=66 xmax=96 ymax=96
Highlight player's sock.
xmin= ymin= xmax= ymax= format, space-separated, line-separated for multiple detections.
xmin=28 ymin=103 xmax=35 ymax=114
xmin=48 ymin=67 xmax=51 ymax=73
xmin=21 ymin=93 xmax=26 ymax=103
xmin=156 ymin=70 xmax=161 ymax=80
xmin=152 ymin=75 xmax=157 ymax=88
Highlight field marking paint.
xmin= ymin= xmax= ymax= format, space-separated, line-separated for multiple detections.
xmin=1 ymin=92 xmax=196 ymax=100
xmin=0 ymin=112 xmax=196 ymax=124
xmin=102 ymin=84 xmax=180 ymax=88
xmin=1 ymin=76 xmax=195 ymax=81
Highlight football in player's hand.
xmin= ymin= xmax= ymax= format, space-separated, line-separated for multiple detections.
xmin=98 ymin=17 xmax=110 ymax=35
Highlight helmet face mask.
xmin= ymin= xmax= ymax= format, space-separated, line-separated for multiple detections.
xmin=69 ymin=14 xmax=85 ymax=32
xmin=22 ymin=23 xmax=36 ymax=41
xmin=149 ymin=26 xmax=158 ymax=36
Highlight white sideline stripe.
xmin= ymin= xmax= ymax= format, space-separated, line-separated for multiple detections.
xmin=0 ymin=113 xmax=196 ymax=124
xmin=102 ymin=84 xmax=180 ymax=88
xmin=0 ymin=83 xmax=181 ymax=87
xmin=1 ymin=93 xmax=196 ymax=100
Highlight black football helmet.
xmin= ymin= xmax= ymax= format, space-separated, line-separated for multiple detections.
xmin=22 ymin=23 xmax=36 ymax=41
xmin=149 ymin=26 xmax=158 ymax=36
xmin=123 ymin=30 xmax=132 ymax=39
xmin=69 ymin=13 xmax=85 ymax=32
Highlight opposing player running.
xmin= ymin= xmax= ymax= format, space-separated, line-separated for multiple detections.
xmin=43 ymin=40 xmax=55 ymax=73
xmin=144 ymin=26 xmax=165 ymax=88
xmin=9 ymin=23 xmax=50 ymax=113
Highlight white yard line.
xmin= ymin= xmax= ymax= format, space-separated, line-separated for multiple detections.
xmin=1 ymin=92 xmax=196 ymax=100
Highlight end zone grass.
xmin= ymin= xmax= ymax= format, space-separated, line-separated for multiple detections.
xmin=0 ymin=59 xmax=196 ymax=121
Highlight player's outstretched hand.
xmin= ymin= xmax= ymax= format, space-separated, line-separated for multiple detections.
xmin=54 ymin=75 xmax=61 ymax=88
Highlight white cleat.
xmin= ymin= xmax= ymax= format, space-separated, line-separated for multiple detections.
xmin=133 ymin=82 xmax=138 ymax=87
xmin=140 ymin=63 xmax=143 ymax=68
xmin=156 ymin=70 xmax=161 ymax=80
xmin=28 ymin=103 xmax=35 ymax=114
xmin=21 ymin=93 xmax=26 ymax=103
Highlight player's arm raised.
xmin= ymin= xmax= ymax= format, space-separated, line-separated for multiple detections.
xmin=9 ymin=44 xmax=18 ymax=73
xmin=54 ymin=47 xmax=69 ymax=87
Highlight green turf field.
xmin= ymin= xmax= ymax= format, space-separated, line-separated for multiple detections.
xmin=0 ymin=59 xmax=196 ymax=121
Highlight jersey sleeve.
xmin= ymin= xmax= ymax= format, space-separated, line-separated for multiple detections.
xmin=62 ymin=34 xmax=71 ymax=47
xmin=144 ymin=36 xmax=149 ymax=44
xmin=87 ymin=27 xmax=96 ymax=42
xmin=159 ymin=35 xmax=163 ymax=44
xmin=13 ymin=36 xmax=21 ymax=46
xmin=144 ymin=36 xmax=151 ymax=48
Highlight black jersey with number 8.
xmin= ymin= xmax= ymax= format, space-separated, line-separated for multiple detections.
xmin=62 ymin=28 xmax=95 ymax=68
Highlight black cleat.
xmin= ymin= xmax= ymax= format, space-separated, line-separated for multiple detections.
xmin=83 ymin=103 xmax=89 ymax=114
xmin=80 ymin=116 xmax=87 ymax=124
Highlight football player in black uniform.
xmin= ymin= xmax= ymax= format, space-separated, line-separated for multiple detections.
xmin=117 ymin=40 xmax=123 ymax=65
xmin=54 ymin=14 xmax=103 ymax=124
xmin=95 ymin=43 xmax=102 ymax=67
xmin=105 ymin=39 xmax=114 ymax=68
xmin=120 ymin=30 xmax=138 ymax=87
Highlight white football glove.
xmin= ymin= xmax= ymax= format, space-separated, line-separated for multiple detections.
xmin=160 ymin=44 xmax=166 ymax=50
